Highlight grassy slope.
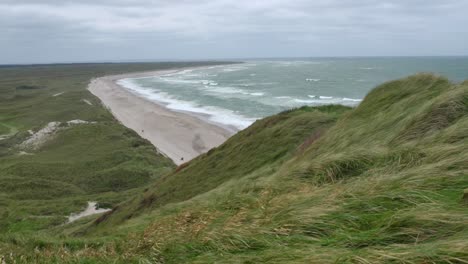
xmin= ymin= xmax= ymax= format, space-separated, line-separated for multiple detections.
xmin=91 ymin=104 xmax=350 ymax=229
xmin=0 ymin=62 xmax=231 ymax=245
xmin=1 ymin=73 xmax=467 ymax=263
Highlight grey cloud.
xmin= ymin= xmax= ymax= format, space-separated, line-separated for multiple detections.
xmin=0 ymin=0 xmax=467 ymax=64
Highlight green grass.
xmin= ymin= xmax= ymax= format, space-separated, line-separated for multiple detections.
xmin=0 ymin=123 xmax=10 ymax=135
xmin=86 ymin=104 xmax=350 ymax=229
xmin=0 ymin=62 xmax=233 ymax=241
xmin=1 ymin=70 xmax=467 ymax=263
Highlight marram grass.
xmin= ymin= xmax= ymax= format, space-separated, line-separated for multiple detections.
xmin=1 ymin=69 xmax=467 ymax=263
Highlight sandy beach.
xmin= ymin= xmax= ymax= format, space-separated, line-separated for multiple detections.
xmin=88 ymin=68 xmax=236 ymax=165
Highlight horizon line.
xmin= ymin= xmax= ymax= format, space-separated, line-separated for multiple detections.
xmin=1 ymin=55 xmax=468 ymax=67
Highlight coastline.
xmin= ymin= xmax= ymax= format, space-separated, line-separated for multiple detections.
xmin=88 ymin=67 xmax=236 ymax=165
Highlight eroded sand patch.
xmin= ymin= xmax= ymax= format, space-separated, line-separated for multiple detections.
xmin=20 ymin=121 xmax=61 ymax=149
xmin=82 ymin=99 xmax=93 ymax=105
xmin=20 ymin=120 xmax=96 ymax=150
xmin=68 ymin=202 xmax=111 ymax=223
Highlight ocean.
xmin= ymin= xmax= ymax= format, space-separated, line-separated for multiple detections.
xmin=118 ymin=57 xmax=468 ymax=130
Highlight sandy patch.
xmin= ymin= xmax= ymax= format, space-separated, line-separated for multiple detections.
xmin=20 ymin=122 xmax=61 ymax=149
xmin=82 ymin=99 xmax=93 ymax=105
xmin=67 ymin=119 xmax=96 ymax=125
xmin=68 ymin=202 xmax=111 ymax=223
xmin=20 ymin=120 xmax=96 ymax=150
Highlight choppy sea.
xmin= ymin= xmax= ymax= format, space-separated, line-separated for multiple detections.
xmin=118 ymin=57 xmax=468 ymax=130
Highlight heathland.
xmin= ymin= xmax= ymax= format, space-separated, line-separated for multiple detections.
xmin=0 ymin=63 xmax=467 ymax=263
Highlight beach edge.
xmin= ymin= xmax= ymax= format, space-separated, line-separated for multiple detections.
xmin=88 ymin=67 xmax=236 ymax=165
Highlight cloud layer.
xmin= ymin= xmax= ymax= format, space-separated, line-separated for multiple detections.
xmin=1 ymin=0 xmax=467 ymax=63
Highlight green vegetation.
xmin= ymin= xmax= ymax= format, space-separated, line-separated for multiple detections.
xmin=1 ymin=68 xmax=467 ymax=263
xmin=0 ymin=62 xmax=232 ymax=254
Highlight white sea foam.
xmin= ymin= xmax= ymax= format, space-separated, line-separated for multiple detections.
xmin=184 ymin=74 xmax=202 ymax=77
xmin=201 ymin=86 xmax=243 ymax=94
xmin=294 ymin=98 xmax=337 ymax=104
xmin=307 ymin=95 xmax=361 ymax=102
xmin=343 ymin=97 xmax=363 ymax=102
xmin=272 ymin=61 xmax=324 ymax=67
xmin=292 ymin=96 xmax=362 ymax=107
xmin=158 ymin=77 xmax=200 ymax=85
xmin=117 ymin=62 xmax=366 ymax=129
xmin=250 ymin=92 xmax=265 ymax=96
xmin=308 ymin=95 xmax=333 ymax=99
xmin=118 ymin=79 xmax=256 ymax=130
xmin=200 ymin=85 xmax=264 ymax=97
xmin=157 ymin=76 xmax=220 ymax=87
xmin=294 ymin=99 xmax=316 ymax=104
xmin=222 ymin=66 xmax=249 ymax=72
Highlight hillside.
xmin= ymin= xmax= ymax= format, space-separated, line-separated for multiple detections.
xmin=1 ymin=72 xmax=467 ymax=263
xmin=0 ymin=62 xmax=232 ymax=261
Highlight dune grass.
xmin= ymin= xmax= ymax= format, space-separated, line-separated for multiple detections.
xmin=0 ymin=123 xmax=11 ymax=135
xmin=0 ymin=62 xmax=232 ymax=246
xmin=1 ymin=71 xmax=467 ymax=263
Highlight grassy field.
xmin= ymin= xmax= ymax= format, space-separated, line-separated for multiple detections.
xmin=0 ymin=62 xmax=232 ymax=255
xmin=0 ymin=66 xmax=467 ymax=263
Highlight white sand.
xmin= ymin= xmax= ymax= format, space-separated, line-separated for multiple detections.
xmin=19 ymin=120 xmax=96 ymax=150
xmin=82 ymin=99 xmax=93 ymax=105
xmin=68 ymin=202 xmax=111 ymax=223
xmin=67 ymin=119 xmax=95 ymax=125
xmin=88 ymin=68 xmax=235 ymax=165
xmin=20 ymin=121 xmax=61 ymax=149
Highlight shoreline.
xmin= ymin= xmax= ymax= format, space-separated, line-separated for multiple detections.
xmin=88 ymin=67 xmax=237 ymax=165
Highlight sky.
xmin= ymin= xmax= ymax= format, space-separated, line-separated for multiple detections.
xmin=1 ymin=0 xmax=468 ymax=64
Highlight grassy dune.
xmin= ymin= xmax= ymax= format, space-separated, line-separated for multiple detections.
xmin=0 ymin=62 xmax=230 ymax=251
xmin=1 ymin=68 xmax=467 ymax=263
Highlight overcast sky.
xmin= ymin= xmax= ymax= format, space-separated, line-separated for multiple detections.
xmin=1 ymin=0 xmax=468 ymax=64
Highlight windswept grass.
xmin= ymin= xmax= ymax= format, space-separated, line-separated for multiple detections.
xmin=0 ymin=62 xmax=232 ymax=243
xmin=1 ymin=72 xmax=467 ymax=263
xmin=91 ymin=104 xmax=349 ymax=228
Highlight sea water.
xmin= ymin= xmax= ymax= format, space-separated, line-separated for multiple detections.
xmin=118 ymin=57 xmax=468 ymax=130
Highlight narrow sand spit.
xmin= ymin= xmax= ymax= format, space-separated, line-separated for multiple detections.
xmin=88 ymin=68 xmax=236 ymax=165
xmin=68 ymin=202 xmax=111 ymax=223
